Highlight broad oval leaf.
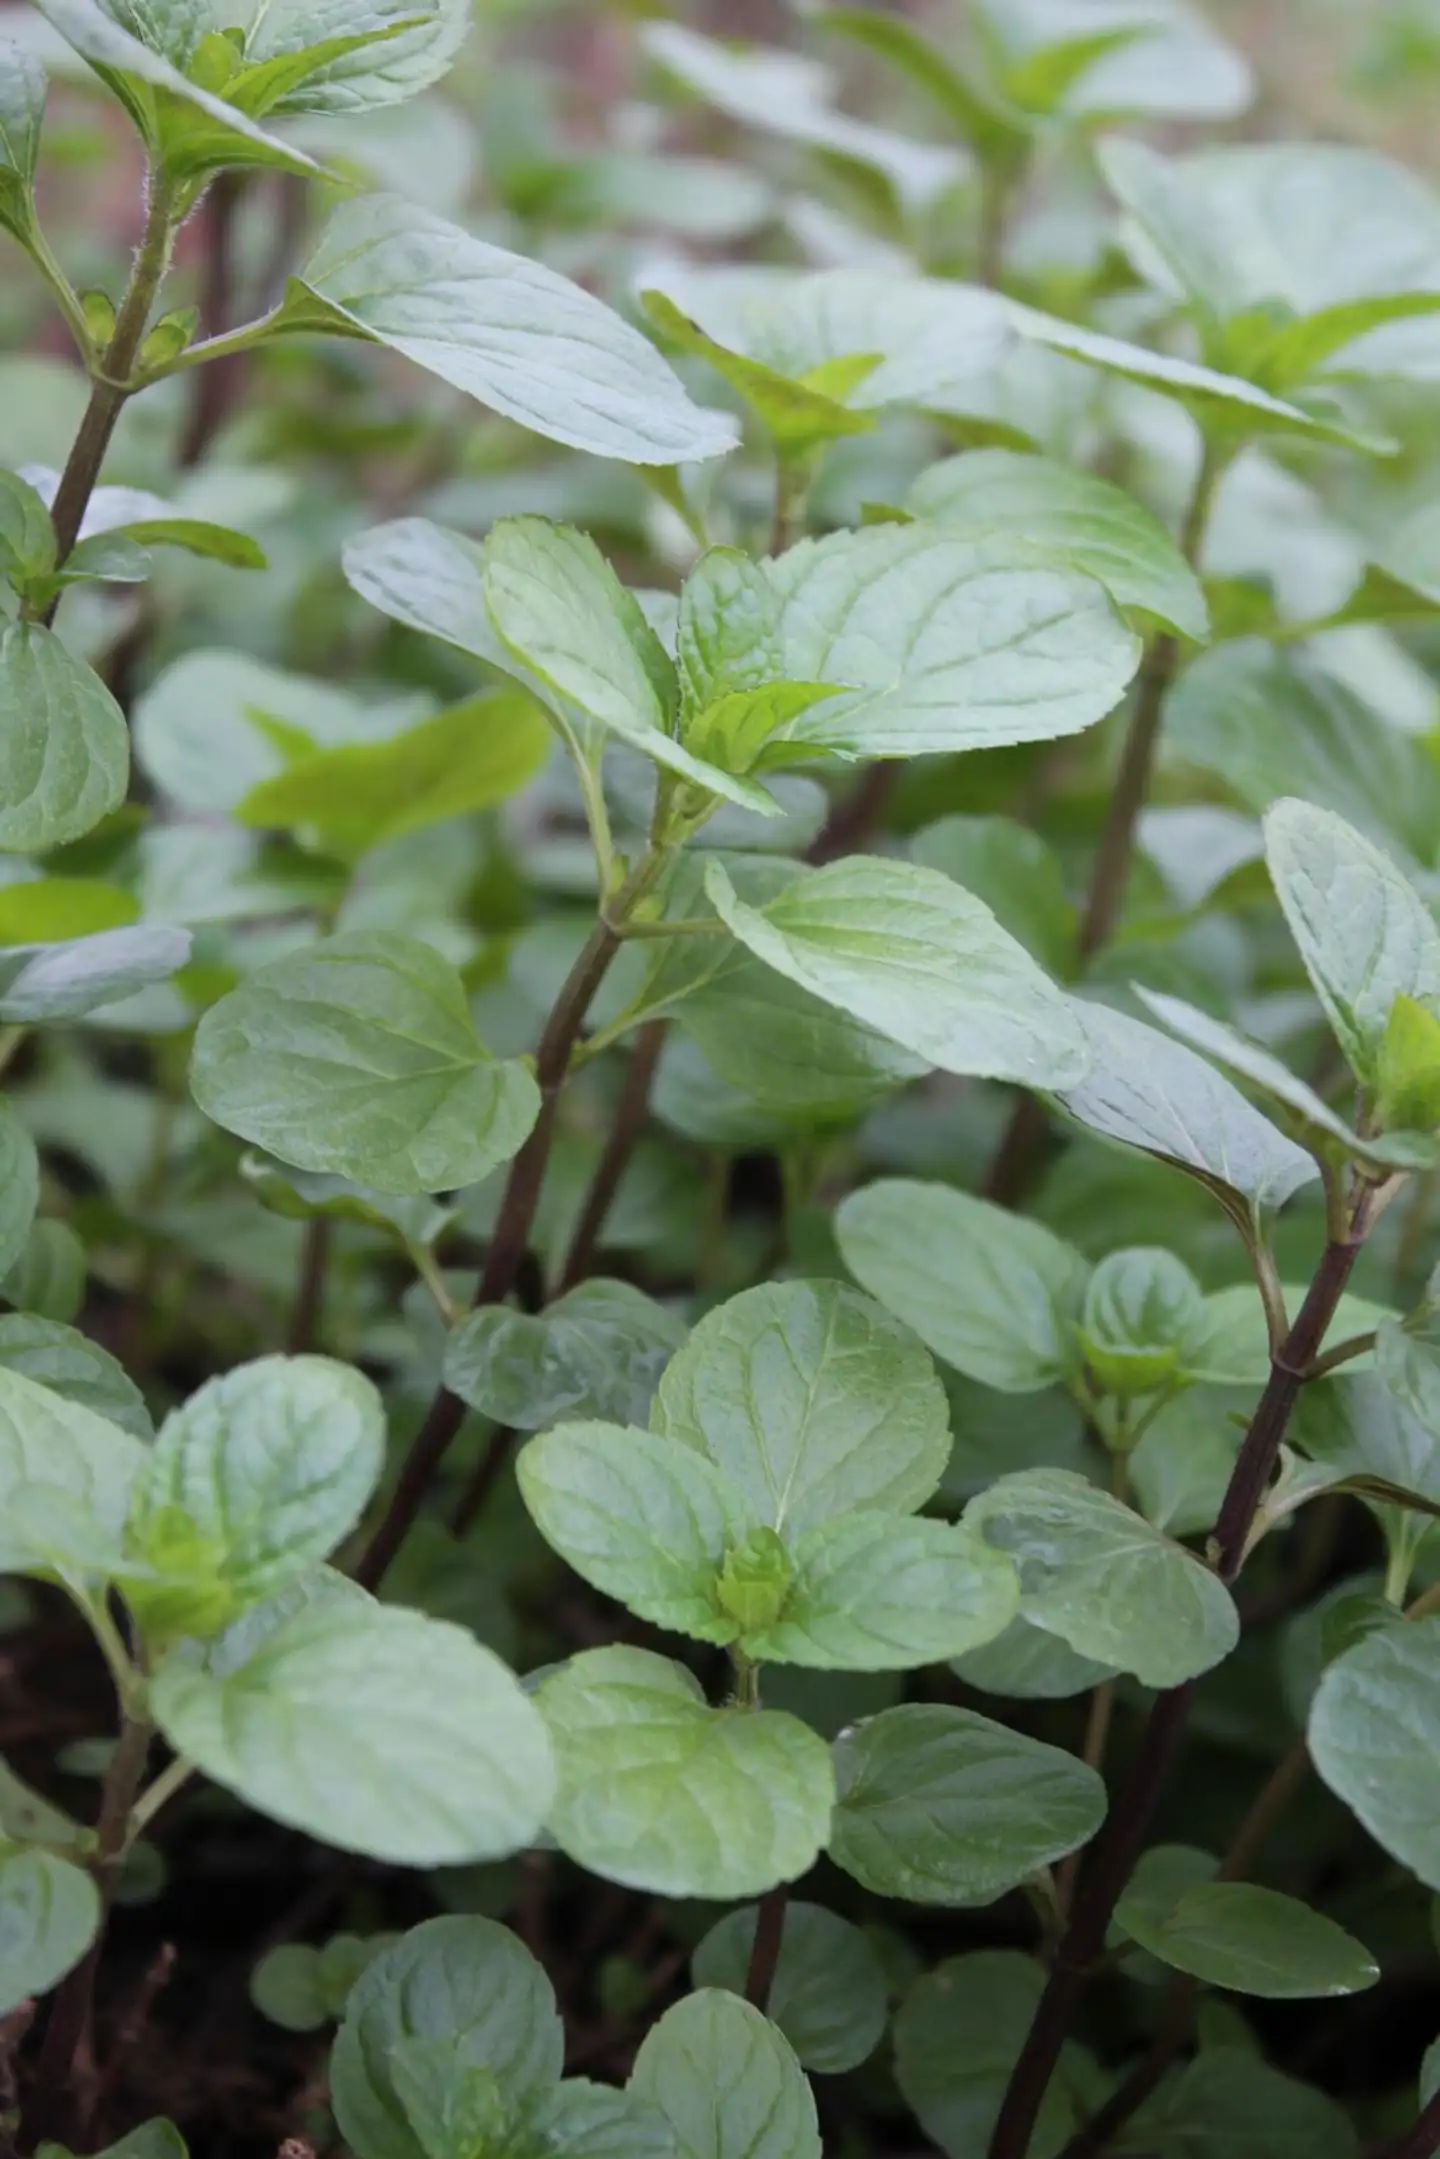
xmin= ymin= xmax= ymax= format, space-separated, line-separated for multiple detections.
xmin=236 ymin=0 xmax=471 ymax=116
xmin=835 ymin=1179 xmax=1088 ymax=1393
xmin=294 ymin=195 xmax=736 ymax=465
xmin=1115 ymin=1867 xmax=1377 ymax=1998
xmin=445 ymin=1281 xmax=685 ymax=1434
xmin=828 ymin=1703 xmax=1106 ymax=1906
xmin=516 ymin=1420 xmax=742 ymax=1644
xmin=331 ymin=1916 xmax=564 ymax=2159
xmin=631 ymin=1989 xmax=821 ymax=2159
xmin=1057 ymin=999 xmax=1316 ymax=1217
xmin=1135 ymin=2048 xmax=1360 ymax=2159
xmin=763 ymin=524 xmax=1142 ymax=757
xmin=894 ymin=1950 xmax=1093 ymax=2159
xmin=190 ymin=933 xmax=540 ymax=1195
xmin=0 ymin=1363 xmax=147 ymax=1577
xmin=1309 ymin=1617 xmax=1440 ymax=1889
xmin=0 ymin=1314 xmax=150 ymax=1441
xmin=1264 ymin=798 xmax=1440 ymax=1087
xmin=704 ymin=856 xmax=1088 ymax=1087
xmin=653 ymin=1278 xmax=951 ymax=1537
xmin=0 ymin=624 xmax=128 ymax=853
xmin=537 ymin=1646 xmax=835 ymax=1898
xmin=151 ymin=1598 xmax=555 ymax=1866
xmin=0 ymin=1844 xmax=100 ymax=2015
xmin=907 ymin=450 xmax=1208 ymax=640
xmin=965 ymin=1468 xmax=1239 ymax=1687
xmin=910 ymin=815 xmax=1074 ymax=976
xmin=691 ymin=1902 xmax=887 ymax=2075
xmin=130 ymin=1356 xmax=386 ymax=1603
xmin=748 ymin=1512 xmax=1019 ymax=1671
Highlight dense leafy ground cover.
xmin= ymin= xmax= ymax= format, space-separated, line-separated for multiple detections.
xmin=6 ymin=1 xmax=1440 ymax=2155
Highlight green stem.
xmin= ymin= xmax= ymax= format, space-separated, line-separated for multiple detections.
xmin=128 ymin=1754 xmax=196 ymax=1844
xmin=31 ymin=172 xmax=177 ymax=621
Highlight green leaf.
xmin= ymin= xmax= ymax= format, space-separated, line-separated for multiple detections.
xmin=527 ymin=2082 xmax=675 ymax=2159
xmin=678 ymin=547 xmax=811 ymax=716
xmin=1128 ymin=1389 xmax=1241 ymax=1538
xmin=1310 ymin=1616 xmax=1440 ymax=1888
xmin=1265 ymin=798 xmax=1440 ymax=1089
xmin=1104 ymin=137 xmax=1440 ymax=355
xmin=0 ymin=926 xmax=191 ymax=1022
xmin=0 ymin=1102 xmax=38 ymax=1284
xmin=965 ymin=1468 xmax=1239 ymax=1686
xmin=908 ymin=451 xmax=1208 ymax=641
xmin=445 ymin=1282 xmax=685 ymax=1435
xmin=704 ymin=856 xmax=1088 ymax=1087
xmin=762 ymin=524 xmax=1142 ymax=757
xmin=536 ymin=1646 xmax=835 ymax=1898
xmin=745 ymin=1512 xmax=1019 ymax=1670
xmin=691 ymin=1901 xmax=887 ymax=2075
xmin=910 ymin=815 xmax=1074 ymax=976
xmin=151 ymin=1597 xmax=554 ymax=1866
xmin=1080 ymin=1247 xmax=1205 ymax=1398
xmin=654 ymin=1278 xmax=951 ymax=1536
xmin=237 ymin=692 xmax=551 ymax=863
xmin=640 ymin=25 xmax=965 ymax=215
xmin=1137 ymin=2048 xmax=1360 ymax=2159
xmin=0 ymin=470 xmax=55 ymax=587
xmin=0 ymin=626 xmax=129 ymax=854
xmin=1294 ymin=1373 xmax=1440 ymax=1518
xmin=190 ymin=933 xmax=540 ymax=1195
xmin=482 ymin=518 xmax=774 ymax=817
xmin=0 ymin=1316 xmax=150 ymax=1442
xmin=894 ymin=1951 xmax=1094 ymax=2159
xmin=641 ymin=291 xmax=875 ymax=456
xmin=1377 ymin=992 xmax=1440 ymax=1131
xmin=0 ymin=880 xmax=134 ymax=944
xmin=33 ymin=0 xmax=321 ymax=177
xmin=516 ymin=1419 xmax=743 ymax=1644
xmin=818 ymin=8 xmax=1028 ymax=163
xmin=1006 ymin=298 xmax=1390 ymax=450
xmin=829 ymin=1703 xmax=1106 ymax=1906
xmin=128 ymin=1356 xmax=385 ymax=1615
xmin=835 ymin=1179 xmax=1088 ymax=1393
xmin=228 ymin=0 xmax=469 ymax=117
xmin=1115 ymin=1861 xmax=1377 ymax=1998
xmin=252 ymin=1934 xmax=398 ymax=2033
xmin=292 ymin=195 xmax=736 ymax=465
xmin=0 ymin=1364 xmax=147 ymax=1579
xmin=0 ymin=42 xmax=46 ymax=242
xmin=631 ymin=1990 xmax=820 ymax=2159
xmin=0 ymin=1845 xmax=100 ymax=2014
xmin=133 ymin=648 xmax=379 ymax=817
xmin=1057 ymin=999 xmax=1317 ymax=1222
xmin=1168 ymin=642 xmax=1439 ymax=866
xmin=331 ymin=1916 xmax=564 ymax=2159
xmin=1134 ymin=987 xmax=1415 ymax=1176
xmin=953 ymin=1616 xmax=1117 ymax=1702
xmin=4 ymin=1221 xmax=86 ymax=1329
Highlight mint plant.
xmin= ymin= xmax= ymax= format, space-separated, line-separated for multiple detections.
xmin=4 ymin=1 xmax=1440 ymax=2156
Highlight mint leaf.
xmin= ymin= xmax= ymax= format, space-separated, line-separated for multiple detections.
xmin=631 ymin=1990 xmax=820 ymax=2159
xmin=654 ymin=1279 xmax=951 ymax=1536
xmin=704 ymin=856 xmax=1088 ymax=1086
xmin=0 ymin=1845 xmax=100 ymax=2015
xmin=966 ymin=1468 xmax=1240 ymax=1687
xmin=0 ymin=626 xmax=128 ymax=853
xmin=830 ymin=1704 xmax=1106 ymax=1905
xmin=190 ymin=933 xmax=540 ymax=1195
xmin=836 ymin=1180 xmax=1088 ymax=1393
xmin=294 ymin=196 xmax=737 ymax=465
xmin=691 ymin=1901 xmax=887 ymax=2074
xmin=537 ymin=1646 xmax=834 ymax=1899
xmin=151 ymin=1599 xmax=554 ymax=1866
